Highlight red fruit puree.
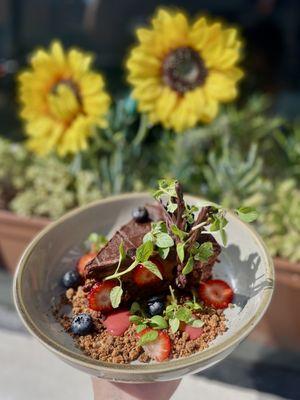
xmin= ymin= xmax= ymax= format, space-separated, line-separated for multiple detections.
xmin=103 ymin=310 xmax=131 ymax=336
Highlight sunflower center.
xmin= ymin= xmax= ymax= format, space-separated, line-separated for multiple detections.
xmin=49 ymin=79 xmax=82 ymax=123
xmin=162 ymin=47 xmax=207 ymax=94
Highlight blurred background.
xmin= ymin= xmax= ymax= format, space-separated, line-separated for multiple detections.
xmin=1 ymin=0 xmax=300 ymax=137
xmin=0 ymin=1 xmax=299 ymax=399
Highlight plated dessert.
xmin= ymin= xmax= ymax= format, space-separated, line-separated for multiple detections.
xmin=55 ymin=179 xmax=257 ymax=364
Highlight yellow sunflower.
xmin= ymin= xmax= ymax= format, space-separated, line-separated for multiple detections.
xmin=127 ymin=9 xmax=244 ymax=132
xmin=18 ymin=41 xmax=110 ymax=156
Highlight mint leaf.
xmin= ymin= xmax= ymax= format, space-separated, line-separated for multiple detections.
xmin=210 ymin=218 xmax=220 ymax=232
xmin=194 ymin=242 xmax=214 ymax=262
xmin=129 ymin=315 xmax=142 ymax=324
xmin=136 ymin=324 xmax=147 ymax=333
xmin=156 ymin=233 xmax=174 ymax=248
xmin=153 ymin=179 xmax=177 ymax=200
xmin=158 ymin=247 xmax=170 ymax=260
xmin=165 ymin=304 xmax=176 ymax=318
xmin=167 ymin=202 xmax=178 ymax=213
xmin=236 ymin=207 xmax=259 ymax=223
xmin=136 ymin=241 xmax=153 ymax=262
xmin=220 ymin=228 xmax=228 ymax=246
xmin=171 ymin=225 xmax=187 ymax=241
xmin=138 ymin=329 xmax=158 ymax=345
xmin=176 ymin=242 xmax=185 ymax=263
xmin=169 ymin=318 xmax=180 ymax=333
xmin=143 ymin=232 xmax=153 ymax=243
xmin=191 ymin=319 xmax=204 ymax=328
xmin=175 ymin=307 xmax=192 ymax=323
xmin=150 ymin=315 xmax=168 ymax=329
xmin=143 ymin=260 xmax=163 ymax=280
xmin=110 ymin=286 xmax=123 ymax=308
xmin=182 ymin=257 xmax=194 ymax=275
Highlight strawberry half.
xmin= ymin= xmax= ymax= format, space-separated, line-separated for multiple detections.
xmin=133 ymin=258 xmax=164 ymax=287
xmin=139 ymin=328 xmax=171 ymax=362
xmin=88 ymin=281 xmax=117 ymax=312
xmin=77 ymin=252 xmax=97 ymax=276
xmin=199 ymin=279 xmax=234 ymax=309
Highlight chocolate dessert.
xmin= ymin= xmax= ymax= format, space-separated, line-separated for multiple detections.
xmin=55 ymin=179 xmax=247 ymax=364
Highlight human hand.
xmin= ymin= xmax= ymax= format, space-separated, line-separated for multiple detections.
xmin=92 ymin=377 xmax=181 ymax=400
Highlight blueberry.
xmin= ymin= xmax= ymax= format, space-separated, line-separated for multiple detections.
xmin=71 ymin=313 xmax=93 ymax=335
xmin=132 ymin=206 xmax=149 ymax=222
xmin=146 ymin=295 xmax=165 ymax=317
xmin=62 ymin=270 xmax=81 ymax=289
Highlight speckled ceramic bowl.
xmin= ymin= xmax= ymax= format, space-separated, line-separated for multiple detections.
xmin=14 ymin=193 xmax=274 ymax=382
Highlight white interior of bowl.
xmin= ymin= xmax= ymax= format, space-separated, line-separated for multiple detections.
xmin=14 ymin=193 xmax=273 ymax=376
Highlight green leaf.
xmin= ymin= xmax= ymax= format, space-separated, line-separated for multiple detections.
xmin=143 ymin=260 xmax=163 ymax=280
xmin=129 ymin=315 xmax=142 ymax=324
xmin=182 ymin=257 xmax=194 ymax=275
xmin=165 ymin=304 xmax=176 ymax=318
xmin=136 ymin=323 xmax=147 ymax=333
xmin=236 ymin=207 xmax=259 ymax=223
xmin=176 ymin=242 xmax=185 ymax=263
xmin=210 ymin=218 xmax=220 ymax=232
xmin=194 ymin=242 xmax=214 ymax=262
xmin=191 ymin=319 xmax=204 ymax=328
xmin=158 ymin=247 xmax=170 ymax=260
xmin=171 ymin=225 xmax=187 ymax=241
xmin=175 ymin=307 xmax=192 ymax=323
xmin=169 ymin=318 xmax=180 ymax=333
xmin=143 ymin=232 xmax=153 ymax=243
xmin=138 ymin=329 xmax=158 ymax=345
xmin=156 ymin=233 xmax=174 ymax=248
xmin=110 ymin=286 xmax=123 ymax=308
xmin=220 ymin=228 xmax=228 ymax=246
xmin=150 ymin=315 xmax=168 ymax=329
xmin=167 ymin=202 xmax=178 ymax=213
xmin=130 ymin=302 xmax=141 ymax=314
xmin=136 ymin=241 xmax=153 ymax=262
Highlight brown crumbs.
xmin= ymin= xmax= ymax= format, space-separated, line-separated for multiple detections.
xmin=55 ymin=285 xmax=227 ymax=364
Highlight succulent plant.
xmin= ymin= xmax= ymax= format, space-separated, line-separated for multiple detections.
xmin=10 ymin=157 xmax=102 ymax=219
xmin=200 ymin=138 xmax=271 ymax=209
xmin=259 ymin=180 xmax=300 ymax=262
xmin=0 ymin=138 xmax=29 ymax=209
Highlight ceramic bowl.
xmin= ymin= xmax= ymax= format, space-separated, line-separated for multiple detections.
xmin=14 ymin=193 xmax=274 ymax=382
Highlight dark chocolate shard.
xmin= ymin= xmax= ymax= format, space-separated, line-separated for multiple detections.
xmin=85 ymin=204 xmax=164 ymax=280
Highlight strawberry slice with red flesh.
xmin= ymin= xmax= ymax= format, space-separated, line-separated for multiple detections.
xmin=88 ymin=281 xmax=117 ymax=312
xmin=139 ymin=328 xmax=171 ymax=362
xmin=103 ymin=310 xmax=130 ymax=336
xmin=77 ymin=252 xmax=97 ymax=276
xmin=133 ymin=258 xmax=164 ymax=287
xmin=199 ymin=279 xmax=234 ymax=309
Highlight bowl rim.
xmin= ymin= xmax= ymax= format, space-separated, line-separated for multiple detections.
xmin=13 ymin=192 xmax=274 ymax=376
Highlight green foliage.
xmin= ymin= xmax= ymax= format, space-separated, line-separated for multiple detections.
xmin=1 ymin=94 xmax=299 ymax=262
xmin=10 ymin=157 xmax=102 ymax=219
xmin=259 ymin=180 xmax=300 ymax=262
xmin=0 ymin=138 xmax=29 ymax=209
xmin=202 ymin=138 xmax=271 ymax=209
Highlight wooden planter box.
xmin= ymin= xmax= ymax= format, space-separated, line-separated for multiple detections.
xmin=1 ymin=209 xmax=299 ymax=350
xmin=0 ymin=209 xmax=50 ymax=273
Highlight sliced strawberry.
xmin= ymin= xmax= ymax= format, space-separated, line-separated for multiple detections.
xmin=103 ymin=310 xmax=130 ymax=336
xmin=77 ymin=252 xmax=97 ymax=276
xmin=199 ymin=279 xmax=234 ymax=309
xmin=139 ymin=328 xmax=171 ymax=362
xmin=88 ymin=281 xmax=117 ymax=312
xmin=133 ymin=258 xmax=164 ymax=287
xmin=184 ymin=324 xmax=203 ymax=340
